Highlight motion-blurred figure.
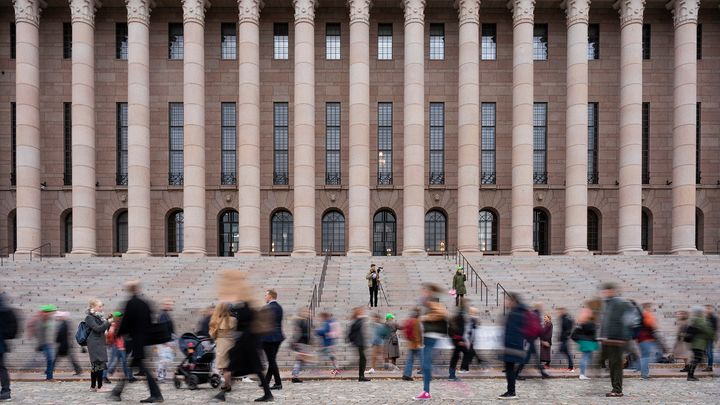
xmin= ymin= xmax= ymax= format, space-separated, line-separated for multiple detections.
xmin=598 ymin=282 xmax=634 ymax=398
xmin=498 ymin=292 xmax=526 ymax=400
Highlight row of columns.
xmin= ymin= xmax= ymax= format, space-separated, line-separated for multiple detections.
xmin=10 ymin=0 xmax=702 ymax=257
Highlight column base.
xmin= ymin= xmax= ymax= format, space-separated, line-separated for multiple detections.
xmin=123 ymin=250 xmax=152 ymax=258
xmin=291 ymin=249 xmax=317 ymax=257
xmin=401 ymin=249 xmax=427 ymax=256
xmin=511 ymin=249 xmax=538 ymax=256
xmin=347 ymin=249 xmax=372 ymax=257
xmin=234 ymin=249 xmax=261 ymax=257
xmin=671 ymin=248 xmax=702 ymax=256
xmin=563 ymin=248 xmax=591 ymax=256
xmin=68 ymin=250 xmax=97 ymax=258
xmin=180 ymin=250 xmax=207 ymax=258
xmin=616 ymin=248 xmax=648 ymax=256
xmin=13 ymin=251 xmax=32 ymax=260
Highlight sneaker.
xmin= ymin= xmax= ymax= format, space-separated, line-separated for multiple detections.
xmin=579 ymin=375 xmax=590 ymax=380
xmin=687 ymin=376 xmax=699 ymax=381
xmin=402 ymin=375 xmax=414 ymax=381
xmin=497 ymin=392 xmax=517 ymax=400
xmin=242 ymin=377 xmax=254 ymax=383
xmin=291 ymin=378 xmax=302 ymax=383
xmin=139 ymin=397 xmax=164 ymax=403
xmin=447 ymin=376 xmax=461 ymax=382
xmin=358 ymin=377 xmax=371 ymax=382
xmin=458 ymin=370 xmax=469 ymax=374
xmin=605 ymin=392 xmax=624 ymax=397
xmin=367 ymin=368 xmax=376 ymax=374
xmin=254 ymin=394 xmax=274 ymax=402
xmin=0 ymin=392 xmax=10 ymax=402
xmin=97 ymin=387 xmax=112 ymax=393
xmin=414 ymin=391 xmax=432 ymax=400
xmin=566 ymin=368 xmax=575 ymax=373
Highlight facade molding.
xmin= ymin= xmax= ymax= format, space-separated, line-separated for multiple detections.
xmin=69 ymin=0 xmax=101 ymax=27
xmin=508 ymin=0 xmax=535 ymax=27
xmin=182 ymin=0 xmax=210 ymax=26
xmin=348 ymin=0 xmax=372 ymax=25
xmin=563 ymin=0 xmax=590 ymax=27
xmin=402 ymin=0 xmax=426 ymax=26
xmin=293 ymin=0 xmax=318 ymax=25
xmin=614 ymin=0 xmax=645 ymax=28
xmin=238 ymin=0 xmax=263 ymax=25
xmin=667 ymin=0 xmax=700 ymax=28
xmin=13 ymin=0 xmax=47 ymax=27
xmin=456 ymin=0 xmax=480 ymax=26
xmin=126 ymin=0 xmax=154 ymax=26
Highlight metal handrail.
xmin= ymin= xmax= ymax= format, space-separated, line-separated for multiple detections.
xmin=317 ymin=247 xmax=331 ymax=305
xmin=30 ymin=242 xmax=52 ymax=261
xmin=496 ymin=282 xmax=509 ymax=315
xmin=0 ymin=246 xmax=14 ymax=266
xmin=308 ymin=284 xmax=318 ymax=332
xmin=455 ymin=250 xmax=489 ymax=306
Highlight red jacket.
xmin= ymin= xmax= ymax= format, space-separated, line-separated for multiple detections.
xmin=637 ymin=311 xmax=657 ymax=343
xmin=105 ymin=321 xmax=125 ymax=349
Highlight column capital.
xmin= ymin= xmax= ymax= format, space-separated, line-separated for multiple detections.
xmin=348 ymin=0 xmax=372 ymax=25
xmin=614 ymin=0 xmax=645 ymax=28
xmin=182 ymin=0 xmax=210 ymax=25
xmin=125 ymin=0 xmax=154 ymax=25
xmin=402 ymin=0 xmax=426 ymax=25
xmin=666 ymin=0 xmax=699 ymax=28
xmin=293 ymin=0 xmax=318 ymax=25
xmin=13 ymin=0 xmax=47 ymax=27
xmin=70 ymin=0 xmax=101 ymax=28
xmin=562 ymin=0 xmax=590 ymax=27
xmin=238 ymin=0 xmax=263 ymax=25
xmin=507 ymin=0 xmax=535 ymax=26
xmin=455 ymin=0 xmax=480 ymax=26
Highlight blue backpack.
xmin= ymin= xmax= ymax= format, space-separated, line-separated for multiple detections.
xmin=75 ymin=321 xmax=91 ymax=346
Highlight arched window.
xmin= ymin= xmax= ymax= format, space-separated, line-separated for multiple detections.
xmin=63 ymin=212 xmax=73 ymax=254
xmin=424 ymin=209 xmax=447 ymax=253
xmin=587 ymin=208 xmax=601 ymax=252
xmin=218 ymin=209 xmax=239 ymax=257
xmin=478 ymin=209 xmax=498 ymax=252
xmin=167 ymin=210 xmax=184 ymax=254
xmin=115 ymin=210 xmax=128 ymax=254
xmin=641 ymin=207 xmax=652 ymax=252
xmin=695 ymin=207 xmax=704 ymax=251
xmin=533 ymin=208 xmax=550 ymax=255
xmin=271 ymin=210 xmax=293 ymax=253
xmin=8 ymin=210 xmax=17 ymax=252
xmin=373 ymin=209 xmax=396 ymax=256
xmin=322 ymin=210 xmax=345 ymax=253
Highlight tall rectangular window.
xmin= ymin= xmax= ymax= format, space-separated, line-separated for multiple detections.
xmin=588 ymin=23 xmax=599 ymax=60
xmin=378 ymin=103 xmax=393 ymax=185
xmin=429 ymin=23 xmax=445 ymax=60
xmin=10 ymin=102 xmax=16 ymax=186
xmin=429 ymin=103 xmax=445 ymax=185
xmin=10 ymin=23 xmax=15 ymax=59
xmin=696 ymin=102 xmax=701 ymax=184
xmin=116 ymin=23 xmax=128 ymax=60
xmin=378 ymin=23 xmax=393 ymax=60
xmin=642 ymin=24 xmax=650 ymax=60
xmin=326 ymin=23 xmax=341 ymax=60
xmin=221 ymin=102 xmax=237 ymax=185
xmin=273 ymin=103 xmax=289 ymax=185
xmin=117 ymin=103 xmax=128 ymax=186
xmin=533 ymin=102 xmax=548 ymax=184
xmin=63 ymin=22 xmax=72 ymax=59
xmin=221 ymin=23 xmax=237 ymax=60
xmin=273 ymin=23 xmax=289 ymax=60
xmin=168 ymin=23 xmax=184 ymax=60
xmin=481 ymin=103 xmax=496 ymax=185
xmin=325 ymin=103 xmax=341 ymax=185
xmin=533 ymin=24 xmax=548 ymax=60
xmin=63 ymin=102 xmax=72 ymax=185
xmin=697 ymin=24 xmax=702 ymax=60
xmin=481 ymin=23 xmax=496 ymax=61
xmin=642 ymin=102 xmax=650 ymax=184
xmin=168 ymin=103 xmax=184 ymax=185
xmin=588 ymin=102 xmax=599 ymax=184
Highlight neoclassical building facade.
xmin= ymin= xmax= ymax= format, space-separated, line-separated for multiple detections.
xmin=0 ymin=0 xmax=718 ymax=257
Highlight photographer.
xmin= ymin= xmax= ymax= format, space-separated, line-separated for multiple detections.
xmin=366 ymin=265 xmax=381 ymax=308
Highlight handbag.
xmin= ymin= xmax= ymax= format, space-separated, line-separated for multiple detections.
xmin=449 ymin=288 xmax=457 ymax=297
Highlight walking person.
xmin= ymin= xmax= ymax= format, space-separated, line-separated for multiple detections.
xmin=401 ymin=308 xmax=422 ymax=381
xmin=290 ymin=308 xmax=312 ymax=383
xmin=673 ymin=310 xmax=692 ymax=372
xmin=638 ymin=302 xmax=658 ymax=380
xmin=460 ymin=307 xmax=487 ymax=373
xmin=315 ymin=312 xmax=341 ymax=374
xmin=27 ymin=304 xmax=56 ymax=380
xmin=703 ymin=305 xmax=717 ymax=371
xmin=367 ymin=312 xmax=387 ymax=374
xmin=383 ymin=313 xmax=400 ymax=371
xmin=156 ymin=299 xmax=176 ymax=383
xmin=53 ymin=312 xmax=82 ymax=376
xmin=557 ymin=307 xmax=575 ymax=372
xmin=108 ymin=281 xmax=163 ymax=403
xmin=598 ymin=282 xmax=634 ymax=398
xmin=573 ymin=305 xmax=598 ymax=380
xmin=540 ymin=313 xmax=553 ymax=368
xmin=687 ymin=306 xmax=714 ymax=381
xmin=261 ymin=289 xmax=284 ymax=390
xmin=85 ymin=299 xmax=112 ymax=392
xmin=414 ymin=283 xmax=448 ymax=400
xmin=515 ymin=303 xmax=549 ymax=380
xmin=347 ymin=306 xmax=370 ymax=382
xmin=105 ymin=312 xmax=135 ymax=383
xmin=0 ymin=292 xmax=19 ymax=402
xmin=448 ymin=299 xmax=467 ymax=381
xmin=497 ymin=292 xmax=526 ymax=400
xmin=366 ymin=264 xmax=380 ymax=308
xmin=451 ymin=266 xmax=466 ymax=307
xmin=209 ymin=302 xmax=237 ymax=401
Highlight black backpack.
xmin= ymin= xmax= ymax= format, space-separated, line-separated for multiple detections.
xmin=0 ymin=306 xmax=20 ymax=340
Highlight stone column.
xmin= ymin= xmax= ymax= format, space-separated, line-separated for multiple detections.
xmin=13 ymin=0 xmax=44 ymax=257
xmin=510 ymin=0 xmax=536 ymax=255
xmin=563 ymin=0 xmax=590 ymax=255
xmin=236 ymin=0 xmax=262 ymax=256
xmin=292 ymin=0 xmax=317 ymax=257
xmin=124 ymin=0 xmax=153 ymax=257
xmin=616 ymin=0 xmax=646 ymax=255
xmin=69 ymin=0 xmax=100 ymax=257
xmin=401 ymin=0 xmax=426 ymax=256
xmin=180 ymin=0 xmax=209 ymax=257
xmin=347 ymin=0 xmax=372 ymax=256
xmin=669 ymin=0 xmax=700 ymax=255
xmin=456 ymin=0 xmax=481 ymax=254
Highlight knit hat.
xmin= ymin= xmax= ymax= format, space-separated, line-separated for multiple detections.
xmin=456 ymin=265 xmax=464 ymax=271
xmin=40 ymin=304 xmax=57 ymax=312
xmin=385 ymin=313 xmax=395 ymax=320
xmin=113 ymin=311 xmax=123 ymax=318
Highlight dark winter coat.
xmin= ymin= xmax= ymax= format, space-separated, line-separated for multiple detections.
xmin=229 ymin=302 xmax=263 ymax=377
xmin=599 ymin=296 xmax=633 ymax=342
xmin=0 ymin=294 xmax=9 ymax=354
xmin=85 ymin=312 xmax=110 ymax=364
xmin=55 ymin=320 xmax=72 ymax=356
xmin=503 ymin=304 xmax=527 ymax=363
xmin=540 ymin=320 xmax=553 ymax=363
xmin=452 ymin=271 xmax=467 ymax=295
xmin=559 ymin=314 xmax=574 ymax=342
xmin=117 ymin=294 xmax=153 ymax=361
xmin=348 ymin=317 xmax=366 ymax=349
xmin=261 ymin=301 xmax=284 ymax=343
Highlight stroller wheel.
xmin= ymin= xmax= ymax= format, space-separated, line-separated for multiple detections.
xmin=186 ymin=374 xmax=199 ymax=390
xmin=210 ymin=374 xmax=222 ymax=388
xmin=173 ymin=377 xmax=182 ymax=389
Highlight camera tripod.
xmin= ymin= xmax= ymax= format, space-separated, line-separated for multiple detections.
xmin=369 ymin=280 xmax=390 ymax=307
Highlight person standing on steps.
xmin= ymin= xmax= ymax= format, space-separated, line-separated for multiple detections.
xmin=497 ymin=292 xmax=526 ymax=400
xmin=85 ymin=299 xmax=112 ymax=393
xmin=348 ymin=306 xmax=370 ymax=382
xmin=414 ymin=283 xmax=449 ymax=401
xmin=557 ymin=307 xmax=575 ymax=372
xmin=383 ymin=313 xmax=400 ymax=371
xmin=53 ymin=311 xmax=82 ymax=376
xmin=401 ymin=307 xmax=423 ymax=381
xmin=687 ymin=306 xmax=713 ymax=381
xmin=451 ymin=266 xmax=466 ymax=307
xmin=261 ymin=289 xmax=284 ymax=390
xmin=366 ymin=264 xmax=380 ymax=308
xmin=539 ymin=313 xmax=553 ymax=369
xmin=598 ymin=282 xmax=633 ymax=398
xmin=704 ymin=305 xmax=717 ymax=372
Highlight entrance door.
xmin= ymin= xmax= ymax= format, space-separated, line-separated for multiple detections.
xmin=373 ymin=210 xmax=396 ymax=256
xmin=533 ymin=208 xmax=550 ymax=255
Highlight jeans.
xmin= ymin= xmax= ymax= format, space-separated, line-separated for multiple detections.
xmin=40 ymin=344 xmax=53 ymax=379
xmin=422 ymin=337 xmax=438 ymax=393
xmin=639 ymin=341 xmax=656 ymax=378
xmin=707 ymin=341 xmax=715 ymax=367
xmin=603 ymin=344 xmax=624 ymax=394
xmin=368 ymin=286 xmax=378 ymax=307
xmin=580 ymin=351 xmax=593 ymax=376
xmin=559 ymin=340 xmax=574 ymax=369
xmin=262 ymin=341 xmax=282 ymax=386
xmin=0 ymin=352 xmax=10 ymax=395
xmin=516 ymin=339 xmax=543 ymax=377
xmin=106 ymin=347 xmax=132 ymax=379
xmin=504 ymin=362 xmax=518 ymax=395
xmin=403 ymin=349 xmax=421 ymax=378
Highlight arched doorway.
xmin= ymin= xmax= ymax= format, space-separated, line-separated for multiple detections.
xmin=270 ymin=209 xmax=293 ymax=253
xmin=533 ymin=208 xmax=550 ymax=255
xmin=218 ymin=209 xmax=239 ymax=257
xmin=479 ymin=209 xmax=498 ymax=252
xmin=115 ymin=210 xmax=128 ymax=254
xmin=695 ymin=207 xmax=704 ymax=251
xmin=373 ymin=209 xmax=396 ymax=256
xmin=587 ymin=208 xmax=601 ymax=252
xmin=424 ymin=209 xmax=447 ymax=253
xmin=63 ymin=211 xmax=73 ymax=254
xmin=641 ymin=207 xmax=652 ymax=252
xmin=322 ymin=210 xmax=345 ymax=253
xmin=166 ymin=209 xmax=184 ymax=254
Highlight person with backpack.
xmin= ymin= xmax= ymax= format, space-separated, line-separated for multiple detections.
xmin=27 ymin=304 xmax=57 ymax=381
xmin=315 ymin=312 xmax=341 ymax=374
xmin=598 ymin=282 xmax=634 ymax=398
xmin=53 ymin=312 xmax=82 ymax=376
xmin=347 ymin=306 xmax=370 ymax=382
xmin=637 ymin=302 xmax=658 ymax=379
xmin=383 ymin=313 xmax=400 ymax=371
xmin=573 ymin=304 xmax=599 ymax=380
xmin=85 ymin=299 xmax=112 ymax=392
xmin=0 ymin=292 xmax=19 ymax=402
xmin=557 ymin=307 xmax=575 ymax=372
xmin=686 ymin=306 xmax=714 ymax=381
xmin=414 ymin=283 xmax=448 ymax=400
xmin=498 ymin=292 xmax=526 ymax=400
xmin=451 ymin=266 xmax=466 ymax=307
xmin=290 ymin=308 xmax=312 ymax=383
xmin=448 ymin=299 xmax=467 ymax=381
xmin=515 ymin=302 xmax=549 ymax=380
xmin=401 ymin=307 xmax=422 ymax=381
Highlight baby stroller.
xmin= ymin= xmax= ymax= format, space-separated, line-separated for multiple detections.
xmin=173 ymin=333 xmax=222 ymax=390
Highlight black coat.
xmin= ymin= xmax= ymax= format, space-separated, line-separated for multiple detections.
xmin=117 ymin=295 xmax=153 ymax=361
xmin=229 ymin=302 xmax=263 ymax=377
xmin=348 ymin=318 xmax=366 ymax=349
xmin=55 ymin=320 xmax=71 ymax=356
xmin=85 ymin=313 xmax=110 ymax=364
xmin=261 ymin=301 xmax=284 ymax=343
xmin=559 ymin=314 xmax=574 ymax=341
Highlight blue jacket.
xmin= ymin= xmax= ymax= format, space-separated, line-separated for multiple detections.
xmin=315 ymin=319 xmax=336 ymax=347
xmin=503 ymin=304 xmax=527 ymax=363
xmin=261 ymin=301 xmax=285 ymax=343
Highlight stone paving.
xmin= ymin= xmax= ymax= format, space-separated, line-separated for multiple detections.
xmin=4 ymin=376 xmax=719 ymax=404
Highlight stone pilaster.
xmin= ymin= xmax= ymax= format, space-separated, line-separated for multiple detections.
xmin=236 ymin=0 xmax=263 ymax=256
xmin=401 ymin=0 xmax=426 ymax=256
xmin=292 ymin=0 xmax=318 ymax=257
xmin=347 ymin=0 xmax=372 ymax=256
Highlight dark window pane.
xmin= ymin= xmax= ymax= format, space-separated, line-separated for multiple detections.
xmin=697 ymin=24 xmax=702 ymax=60
xmin=274 ymin=23 xmax=289 ymax=60
xmin=533 ymin=103 xmax=547 ymax=184
xmin=117 ymin=103 xmax=128 ymax=185
xmin=322 ymin=210 xmax=345 ymax=252
xmin=116 ymin=23 xmax=128 ymax=60
xmin=533 ymin=24 xmax=548 ymax=60
xmin=11 ymin=102 xmax=16 ymax=186
xmin=221 ymin=102 xmax=237 ymax=185
xmin=10 ymin=23 xmax=16 ymax=59
xmin=63 ymin=22 xmax=72 ymax=59
xmin=218 ymin=210 xmax=239 ymax=256
xmin=169 ymin=103 xmax=184 ymax=185
xmin=481 ymin=103 xmax=496 ymax=184
xmin=378 ymin=23 xmax=392 ymax=60
xmin=642 ymin=102 xmax=650 ymax=184
xmin=587 ymin=209 xmax=600 ymax=251
xmin=63 ymin=102 xmax=72 ymax=185
xmin=169 ymin=23 xmax=184 ymax=60
xmin=378 ymin=103 xmax=393 ymax=185
xmin=373 ymin=210 xmax=396 ymax=256
xmin=587 ymin=102 xmax=599 ymax=184
xmin=326 ymin=23 xmax=341 ymax=60
xmin=167 ymin=211 xmax=184 ymax=253
xmin=696 ymin=102 xmax=701 ymax=184
xmin=481 ymin=24 xmax=496 ymax=61
xmin=429 ymin=103 xmax=445 ymax=185
xmin=274 ymin=103 xmax=289 ymax=184
xmin=479 ymin=210 xmax=498 ymax=251
xmin=326 ymin=103 xmax=341 ymax=185
xmin=116 ymin=211 xmax=128 ymax=253
xmin=642 ymin=24 xmax=650 ymax=60
xmin=429 ymin=23 xmax=444 ymax=60
xmin=588 ymin=24 xmax=599 ymax=60
xmin=424 ymin=210 xmax=447 ymax=252
xmin=64 ymin=213 xmax=73 ymax=253
xmin=271 ymin=210 xmax=293 ymax=252
xmin=221 ymin=23 xmax=237 ymax=60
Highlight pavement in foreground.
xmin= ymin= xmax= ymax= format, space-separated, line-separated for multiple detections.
xmin=5 ymin=377 xmax=719 ymax=404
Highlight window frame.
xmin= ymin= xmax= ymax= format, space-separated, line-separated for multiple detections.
xmin=377 ymin=102 xmax=393 ymax=185
xmin=587 ymin=208 xmax=600 ymax=252
xmin=325 ymin=23 xmax=341 ymax=60
xmin=116 ymin=103 xmax=128 ymax=186
xmin=377 ymin=23 xmax=393 ymax=60
xmin=325 ymin=102 xmax=341 ymax=185
xmin=166 ymin=210 xmax=184 ymax=254
xmin=63 ymin=212 xmax=73 ymax=254
xmin=10 ymin=23 xmax=16 ymax=60
xmin=587 ymin=102 xmax=599 ymax=184
xmin=10 ymin=102 xmax=16 ymax=186
xmin=481 ymin=23 xmax=497 ymax=61
xmin=273 ymin=102 xmax=289 ymax=185
xmin=221 ymin=102 xmax=237 ymax=185
xmin=115 ymin=210 xmax=128 ymax=254
xmin=168 ymin=23 xmax=184 ymax=60
xmin=429 ymin=102 xmax=445 ymax=185
xmin=642 ymin=102 xmax=650 ymax=184
xmin=63 ymin=102 xmax=72 ymax=186
xmin=321 ymin=210 xmax=346 ymax=253
xmin=221 ymin=22 xmax=237 ymax=60
xmin=271 ymin=210 xmax=293 ymax=253
xmin=533 ymin=23 xmax=548 ymax=61
xmin=424 ymin=209 xmax=447 ymax=253
xmin=587 ymin=23 xmax=599 ymax=60
xmin=696 ymin=102 xmax=701 ymax=184
xmin=642 ymin=24 xmax=650 ymax=60
xmin=697 ymin=24 xmax=702 ymax=60
xmin=168 ymin=102 xmax=184 ymax=185
xmin=63 ymin=22 xmax=72 ymax=59
xmin=116 ymin=23 xmax=128 ymax=60
xmin=481 ymin=102 xmax=496 ymax=185
xmin=533 ymin=102 xmax=548 ymax=184
xmin=479 ymin=209 xmax=498 ymax=252
xmin=429 ymin=23 xmax=445 ymax=60
xmin=273 ymin=23 xmax=289 ymax=60
xmin=218 ymin=209 xmax=239 ymax=257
